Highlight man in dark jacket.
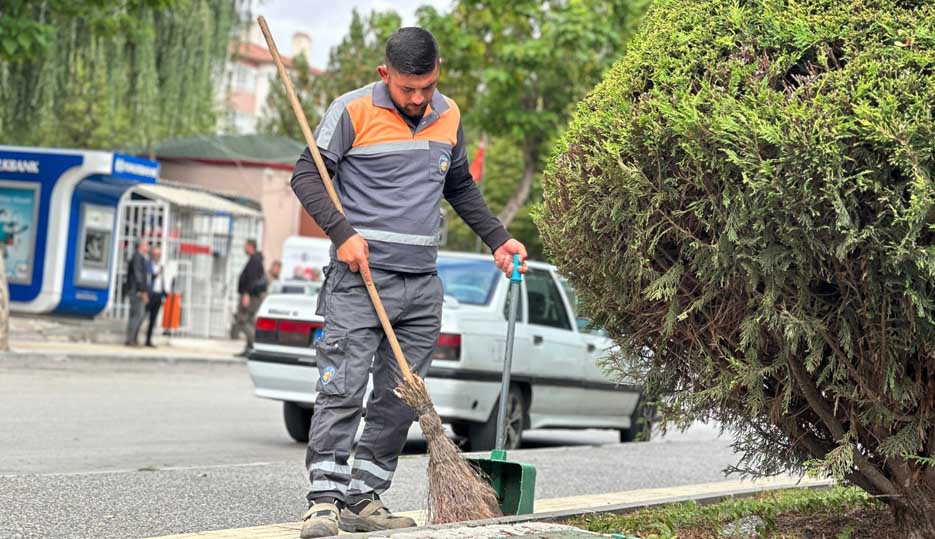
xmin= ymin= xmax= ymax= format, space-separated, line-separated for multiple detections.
xmin=144 ymin=246 xmax=168 ymax=348
xmin=125 ymin=240 xmax=150 ymax=346
xmin=235 ymin=239 xmax=266 ymax=357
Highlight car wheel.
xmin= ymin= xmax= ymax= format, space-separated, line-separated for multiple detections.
xmin=284 ymin=401 xmax=313 ymax=443
xmin=467 ymin=385 xmax=525 ymax=452
xmin=620 ymin=400 xmax=654 ymax=443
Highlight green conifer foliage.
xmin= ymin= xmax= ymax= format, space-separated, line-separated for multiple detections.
xmin=540 ymin=0 xmax=935 ymax=535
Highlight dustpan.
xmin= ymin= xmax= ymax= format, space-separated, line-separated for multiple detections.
xmin=468 ymin=254 xmax=536 ymax=515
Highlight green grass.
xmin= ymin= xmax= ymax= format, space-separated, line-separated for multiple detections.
xmin=568 ymin=487 xmax=877 ymax=538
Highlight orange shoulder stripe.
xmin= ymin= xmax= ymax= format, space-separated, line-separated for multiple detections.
xmin=414 ymin=99 xmax=460 ymax=146
xmin=348 ymin=95 xmax=412 ymax=147
xmin=347 ymin=93 xmax=462 ymax=148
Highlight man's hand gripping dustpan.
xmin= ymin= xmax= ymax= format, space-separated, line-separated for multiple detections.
xmin=467 ymin=254 xmax=536 ymax=515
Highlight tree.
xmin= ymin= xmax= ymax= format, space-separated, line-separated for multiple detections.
xmin=0 ymin=0 xmax=242 ymax=154
xmin=442 ymin=134 xmax=546 ymax=258
xmin=257 ymin=52 xmax=323 ymax=141
xmin=418 ymin=0 xmax=649 ymax=227
xmin=540 ymin=0 xmax=935 ymax=535
xmin=259 ymin=9 xmax=402 ymax=140
xmin=316 ymin=9 xmax=401 ymax=104
xmin=0 ymin=0 xmax=175 ymax=62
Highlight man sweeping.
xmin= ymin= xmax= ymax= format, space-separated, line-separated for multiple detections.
xmin=290 ymin=27 xmax=527 ymax=538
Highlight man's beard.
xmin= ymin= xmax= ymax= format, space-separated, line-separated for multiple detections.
xmin=403 ymin=103 xmax=428 ymax=117
xmin=406 ymin=103 xmax=429 ymax=116
xmin=391 ymin=95 xmax=428 ymax=120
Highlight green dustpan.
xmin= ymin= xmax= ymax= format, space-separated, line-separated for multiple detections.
xmin=467 ymin=254 xmax=536 ymax=515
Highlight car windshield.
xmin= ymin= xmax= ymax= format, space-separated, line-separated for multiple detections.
xmin=437 ymin=257 xmax=500 ymax=305
xmin=270 ymin=280 xmax=322 ymax=296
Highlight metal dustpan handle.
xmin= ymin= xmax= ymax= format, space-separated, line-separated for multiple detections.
xmin=496 ymin=254 xmax=523 ymax=453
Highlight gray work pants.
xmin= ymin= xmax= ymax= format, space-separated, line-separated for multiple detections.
xmin=126 ymin=293 xmax=146 ymax=344
xmin=306 ymin=262 xmax=442 ymax=504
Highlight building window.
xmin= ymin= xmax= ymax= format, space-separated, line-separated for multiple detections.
xmin=235 ymin=111 xmax=256 ymax=134
xmin=232 ymin=63 xmax=256 ymax=94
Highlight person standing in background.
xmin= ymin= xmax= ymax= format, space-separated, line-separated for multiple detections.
xmin=235 ymin=239 xmax=266 ymax=357
xmin=269 ymin=260 xmax=282 ymax=281
xmin=144 ymin=246 xmax=167 ymax=348
xmin=125 ymin=240 xmax=150 ymax=347
xmin=291 ymin=265 xmax=308 ymax=281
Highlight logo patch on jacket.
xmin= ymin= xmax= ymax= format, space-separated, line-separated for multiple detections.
xmin=438 ymin=154 xmax=450 ymax=175
xmin=321 ymin=366 xmax=336 ymax=385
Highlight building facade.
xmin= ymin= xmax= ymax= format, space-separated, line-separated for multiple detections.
xmin=219 ymin=24 xmax=321 ymax=135
xmin=153 ymin=134 xmax=326 ymax=266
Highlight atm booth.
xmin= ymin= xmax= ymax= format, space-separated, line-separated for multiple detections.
xmin=1 ymin=145 xmax=265 ymax=335
xmin=0 ymin=145 xmax=158 ymax=316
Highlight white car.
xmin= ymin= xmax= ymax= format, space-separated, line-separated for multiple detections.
xmin=246 ymin=251 xmax=651 ymax=450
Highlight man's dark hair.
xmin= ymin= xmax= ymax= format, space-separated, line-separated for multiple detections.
xmin=245 ymin=239 xmax=257 ymax=250
xmin=385 ymin=27 xmax=439 ymax=75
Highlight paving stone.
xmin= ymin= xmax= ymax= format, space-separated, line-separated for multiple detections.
xmin=358 ymin=523 xmax=602 ymax=539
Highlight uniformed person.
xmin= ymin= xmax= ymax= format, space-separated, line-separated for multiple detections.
xmin=291 ymin=27 xmax=527 ymax=537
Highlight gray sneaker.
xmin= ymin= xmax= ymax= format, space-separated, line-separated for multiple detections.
xmin=340 ymin=496 xmax=416 ymax=532
xmin=300 ymin=501 xmax=340 ymax=538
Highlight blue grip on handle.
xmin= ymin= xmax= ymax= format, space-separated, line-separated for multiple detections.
xmin=510 ymin=254 xmax=523 ymax=283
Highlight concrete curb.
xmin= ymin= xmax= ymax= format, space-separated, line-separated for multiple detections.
xmin=336 ymin=479 xmax=836 ymax=538
xmin=0 ymin=350 xmax=244 ymax=366
xmin=153 ymin=478 xmax=835 ymax=538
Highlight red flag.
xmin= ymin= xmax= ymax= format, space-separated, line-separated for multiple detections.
xmin=469 ymin=135 xmax=487 ymax=183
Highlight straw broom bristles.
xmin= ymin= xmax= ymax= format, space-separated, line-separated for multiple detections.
xmin=395 ymin=374 xmax=503 ymax=524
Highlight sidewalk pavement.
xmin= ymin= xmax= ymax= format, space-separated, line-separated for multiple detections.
xmin=4 ymin=313 xmax=244 ymax=362
xmin=151 ymin=475 xmax=832 ymax=539
xmin=10 ymin=312 xmax=132 ymax=343
xmin=7 ymin=336 xmax=244 ymax=362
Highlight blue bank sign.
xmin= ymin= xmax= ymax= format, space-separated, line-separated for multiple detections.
xmin=111 ymin=153 xmax=159 ymax=182
xmin=0 ymin=158 xmax=42 ymax=175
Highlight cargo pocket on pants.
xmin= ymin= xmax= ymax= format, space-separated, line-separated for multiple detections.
xmin=316 ymin=263 xmax=352 ymax=316
xmin=315 ymin=265 xmax=333 ymax=316
xmin=315 ymin=332 xmax=348 ymax=396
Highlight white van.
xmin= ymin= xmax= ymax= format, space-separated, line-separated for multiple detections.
xmin=247 ymin=251 xmax=652 ymax=450
xmin=280 ymin=235 xmax=331 ymax=283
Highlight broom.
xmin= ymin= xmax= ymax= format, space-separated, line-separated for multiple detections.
xmin=256 ymin=16 xmax=502 ymax=524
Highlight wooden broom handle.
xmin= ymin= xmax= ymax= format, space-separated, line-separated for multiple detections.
xmin=257 ymin=16 xmax=415 ymax=385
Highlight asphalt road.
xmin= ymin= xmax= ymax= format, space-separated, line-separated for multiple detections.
xmin=0 ymin=355 xmax=738 ymax=539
